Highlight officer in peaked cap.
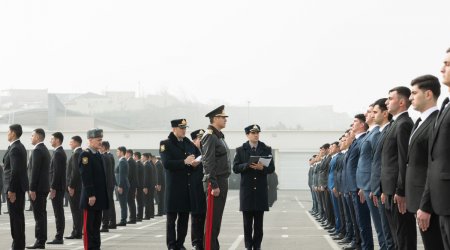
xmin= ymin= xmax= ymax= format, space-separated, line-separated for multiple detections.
xmin=159 ymin=119 xmax=201 ymax=250
xmin=233 ymin=124 xmax=275 ymax=250
xmin=79 ymin=128 xmax=109 ymax=250
xmin=201 ymin=105 xmax=231 ymax=250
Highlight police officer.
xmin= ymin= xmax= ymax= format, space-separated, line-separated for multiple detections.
xmin=160 ymin=119 xmax=199 ymax=250
xmin=79 ymin=129 xmax=109 ymax=250
xmin=190 ymin=129 xmax=207 ymax=250
xmin=201 ymin=105 xmax=231 ymax=250
xmin=233 ymin=125 xmax=275 ymax=250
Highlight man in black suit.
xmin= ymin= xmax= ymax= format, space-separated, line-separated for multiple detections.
xmin=4 ymin=124 xmax=29 ymax=250
xmin=142 ymin=153 xmax=156 ymax=220
xmin=115 ymin=146 xmax=129 ymax=226
xmin=126 ymin=149 xmax=138 ymax=224
xmin=418 ymin=48 xmax=450 ymax=249
xmin=153 ymin=155 xmax=165 ymax=216
xmin=134 ymin=152 xmax=145 ymax=222
xmin=381 ymin=86 xmax=415 ymax=250
xmin=47 ymin=132 xmax=67 ymax=245
xmin=100 ymin=141 xmax=117 ymax=232
xmin=65 ymin=136 xmax=83 ymax=240
xmin=26 ymin=128 xmax=51 ymax=249
xmin=406 ymin=75 xmax=444 ymax=250
xmin=233 ymin=125 xmax=275 ymax=250
xmin=79 ymin=129 xmax=109 ymax=250
xmin=160 ymin=119 xmax=200 ymax=250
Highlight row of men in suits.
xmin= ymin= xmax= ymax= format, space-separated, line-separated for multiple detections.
xmin=308 ymin=50 xmax=450 ymax=250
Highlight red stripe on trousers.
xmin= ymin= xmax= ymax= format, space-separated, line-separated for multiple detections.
xmin=83 ymin=209 xmax=88 ymax=250
xmin=205 ymin=183 xmax=214 ymax=250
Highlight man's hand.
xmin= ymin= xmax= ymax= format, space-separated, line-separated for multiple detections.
xmin=191 ymin=160 xmax=200 ymax=168
xmin=211 ymin=187 xmax=220 ymax=197
xmin=332 ymin=187 xmax=338 ymax=198
xmin=88 ymin=196 xmax=96 ymax=206
xmin=372 ymin=195 xmax=379 ymax=208
xmin=358 ymin=190 xmax=365 ymax=204
xmin=156 ymin=185 xmax=161 ymax=191
xmin=68 ymin=187 xmax=75 ymax=197
xmin=184 ymin=155 xmax=195 ymax=165
xmin=118 ymin=187 xmax=123 ymax=194
xmin=381 ymin=193 xmax=386 ymax=205
xmin=50 ymin=188 xmax=56 ymax=199
xmin=143 ymin=188 xmax=148 ymax=195
xmin=250 ymin=162 xmax=264 ymax=171
xmin=417 ymin=209 xmax=431 ymax=232
xmin=8 ymin=191 xmax=16 ymax=203
xmin=394 ymin=194 xmax=407 ymax=214
xmin=30 ymin=191 xmax=36 ymax=201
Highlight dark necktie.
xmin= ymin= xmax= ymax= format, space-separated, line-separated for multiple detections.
xmin=438 ymin=97 xmax=450 ymax=119
xmin=412 ymin=117 xmax=422 ymax=132
xmin=251 ymin=147 xmax=256 ymax=152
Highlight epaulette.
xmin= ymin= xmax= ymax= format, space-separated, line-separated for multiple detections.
xmin=207 ymin=129 xmax=213 ymax=135
xmin=160 ymin=140 xmax=168 ymax=153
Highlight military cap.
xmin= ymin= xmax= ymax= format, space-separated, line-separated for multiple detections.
xmin=87 ymin=128 xmax=103 ymax=139
xmin=171 ymin=119 xmax=188 ymax=128
xmin=245 ymin=124 xmax=261 ymax=134
xmin=205 ymin=105 xmax=228 ymax=118
xmin=190 ymin=129 xmax=205 ymax=140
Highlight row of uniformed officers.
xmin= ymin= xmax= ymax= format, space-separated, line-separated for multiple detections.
xmin=2 ymin=105 xmax=276 ymax=250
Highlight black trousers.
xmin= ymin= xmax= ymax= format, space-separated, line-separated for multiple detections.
xmin=157 ymin=188 xmax=166 ymax=215
xmin=118 ymin=187 xmax=128 ymax=224
xmin=8 ymin=191 xmax=25 ymax=250
xmin=439 ymin=215 xmax=450 ymax=250
xmin=418 ymin=212 xmax=444 ymax=250
xmin=127 ymin=187 xmax=137 ymax=221
xmin=324 ymin=189 xmax=335 ymax=226
xmin=166 ymin=212 xmax=189 ymax=249
xmin=191 ymin=213 xmax=205 ymax=248
xmin=144 ymin=188 xmax=155 ymax=219
xmin=84 ymin=209 xmax=102 ymax=250
xmin=336 ymin=194 xmax=347 ymax=235
xmin=68 ymin=188 xmax=83 ymax=237
xmin=204 ymin=178 xmax=228 ymax=250
xmin=243 ymin=211 xmax=264 ymax=249
xmin=136 ymin=188 xmax=144 ymax=220
xmin=102 ymin=188 xmax=116 ymax=228
xmin=384 ymin=195 xmax=416 ymax=250
xmin=31 ymin=192 xmax=48 ymax=244
xmin=51 ymin=190 xmax=65 ymax=240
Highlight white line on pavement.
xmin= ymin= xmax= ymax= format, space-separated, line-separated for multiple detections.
xmin=295 ymin=196 xmax=305 ymax=209
xmin=323 ymin=235 xmax=340 ymax=250
xmin=135 ymin=218 xmax=166 ymax=230
xmin=304 ymin=211 xmax=321 ymax=230
xmin=70 ymin=234 xmax=121 ymax=250
xmin=228 ymin=234 xmax=244 ymax=250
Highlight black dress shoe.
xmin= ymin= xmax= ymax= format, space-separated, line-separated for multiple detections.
xmin=332 ymin=235 xmax=345 ymax=240
xmin=65 ymin=235 xmax=82 ymax=239
xmin=143 ymin=217 xmax=150 ymax=220
xmin=117 ymin=222 xmax=127 ymax=226
xmin=192 ymin=245 xmax=203 ymax=250
xmin=47 ymin=239 xmax=64 ymax=244
xmin=338 ymin=238 xmax=352 ymax=245
xmin=155 ymin=214 xmax=163 ymax=217
xmin=108 ymin=224 xmax=117 ymax=229
xmin=342 ymin=244 xmax=357 ymax=250
xmin=100 ymin=227 xmax=109 ymax=232
xmin=127 ymin=220 xmax=136 ymax=224
xmin=26 ymin=244 xmax=45 ymax=249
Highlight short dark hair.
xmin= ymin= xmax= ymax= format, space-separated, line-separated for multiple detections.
xmin=134 ymin=151 xmax=141 ymax=158
xmin=9 ymin=124 xmax=23 ymax=138
xmin=33 ymin=128 xmax=45 ymax=140
xmin=102 ymin=141 xmax=110 ymax=150
xmin=126 ymin=149 xmax=134 ymax=155
xmin=52 ymin=132 xmax=64 ymax=143
xmin=411 ymin=74 xmax=441 ymax=100
xmin=320 ymin=143 xmax=330 ymax=150
xmin=373 ymin=98 xmax=393 ymax=121
xmin=331 ymin=141 xmax=339 ymax=147
xmin=142 ymin=153 xmax=151 ymax=159
xmin=389 ymin=86 xmax=411 ymax=106
xmin=354 ymin=113 xmax=366 ymax=123
xmin=117 ymin=146 xmax=127 ymax=154
xmin=71 ymin=135 xmax=82 ymax=145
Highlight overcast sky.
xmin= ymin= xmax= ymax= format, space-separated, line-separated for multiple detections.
xmin=1 ymin=0 xmax=449 ymax=115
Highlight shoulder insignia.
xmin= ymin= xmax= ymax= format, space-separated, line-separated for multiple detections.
xmin=207 ymin=129 xmax=213 ymax=134
xmin=82 ymin=157 xmax=88 ymax=165
xmin=160 ymin=144 xmax=165 ymax=152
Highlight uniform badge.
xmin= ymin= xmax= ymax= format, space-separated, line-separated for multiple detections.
xmin=207 ymin=129 xmax=213 ymax=134
xmin=160 ymin=144 xmax=165 ymax=152
xmin=82 ymin=157 xmax=88 ymax=165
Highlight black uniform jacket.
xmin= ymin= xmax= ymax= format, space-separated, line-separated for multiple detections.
xmin=50 ymin=146 xmax=67 ymax=191
xmin=79 ymin=148 xmax=109 ymax=210
xmin=3 ymin=140 xmax=28 ymax=193
xmin=29 ymin=143 xmax=51 ymax=193
xmin=159 ymin=132 xmax=199 ymax=213
xmin=67 ymin=147 xmax=82 ymax=190
xmin=233 ymin=141 xmax=275 ymax=211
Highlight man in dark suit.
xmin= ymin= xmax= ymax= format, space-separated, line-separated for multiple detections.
xmin=79 ymin=128 xmax=109 ymax=250
xmin=126 ymin=149 xmax=137 ymax=224
xmin=419 ymin=48 xmax=450 ymax=249
xmin=381 ymin=86 xmax=415 ymax=250
xmin=65 ymin=136 xmax=83 ymax=240
xmin=4 ymin=124 xmax=28 ymax=250
xmin=190 ymin=129 xmax=207 ymax=250
xmin=233 ymin=125 xmax=275 ymax=250
xmin=48 ymin=132 xmax=67 ymax=245
xmin=134 ymin=152 xmax=145 ymax=222
xmin=406 ymin=75 xmax=443 ymax=250
xmin=142 ymin=153 xmax=156 ymax=220
xmin=115 ymin=146 xmax=129 ymax=227
xmin=153 ymin=155 xmax=165 ymax=216
xmin=100 ymin=141 xmax=117 ymax=232
xmin=160 ymin=119 xmax=200 ymax=250
xmin=0 ymin=162 xmax=3 ymax=214
xmin=26 ymin=128 xmax=51 ymax=249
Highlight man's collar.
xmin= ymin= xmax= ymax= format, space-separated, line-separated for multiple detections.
xmin=33 ymin=141 xmax=44 ymax=149
xmin=392 ymin=110 xmax=408 ymax=121
xmin=9 ymin=139 xmax=20 ymax=146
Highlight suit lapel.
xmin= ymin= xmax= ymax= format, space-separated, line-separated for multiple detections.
xmin=409 ymin=111 xmax=437 ymax=148
xmin=431 ymin=106 xmax=450 ymax=154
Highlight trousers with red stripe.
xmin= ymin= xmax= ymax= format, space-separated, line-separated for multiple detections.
xmin=204 ymin=178 xmax=228 ymax=250
xmin=84 ymin=209 xmax=103 ymax=250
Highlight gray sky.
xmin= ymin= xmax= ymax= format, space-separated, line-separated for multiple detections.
xmin=1 ymin=0 xmax=449 ymax=115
